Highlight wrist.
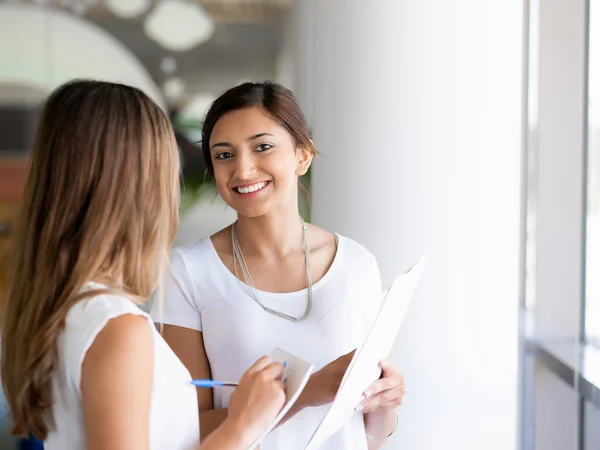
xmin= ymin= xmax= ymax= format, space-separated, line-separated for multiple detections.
xmin=216 ymin=418 xmax=253 ymax=448
xmin=364 ymin=408 xmax=394 ymax=419
xmin=364 ymin=409 xmax=399 ymax=440
xmin=291 ymin=392 xmax=308 ymax=414
xmin=297 ymin=376 xmax=317 ymax=409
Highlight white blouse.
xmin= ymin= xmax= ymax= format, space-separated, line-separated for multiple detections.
xmin=46 ymin=286 xmax=200 ymax=450
xmin=152 ymin=234 xmax=383 ymax=450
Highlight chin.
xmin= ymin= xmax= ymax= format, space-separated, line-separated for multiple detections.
xmin=234 ymin=205 xmax=271 ymax=219
xmin=219 ymin=195 xmax=268 ymax=218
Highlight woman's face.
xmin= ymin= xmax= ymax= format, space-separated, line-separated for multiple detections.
xmin=209 ymin=107 xmax=312 ymax=218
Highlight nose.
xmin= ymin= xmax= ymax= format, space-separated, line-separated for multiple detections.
xmin=234 ymin=152 xmax=258 ymax=180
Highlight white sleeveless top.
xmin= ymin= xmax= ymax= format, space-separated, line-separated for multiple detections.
xmin=45 ymin=285 xmax=200 ymax=450
xmin=152 ymin=235 xmax=383 ymax=450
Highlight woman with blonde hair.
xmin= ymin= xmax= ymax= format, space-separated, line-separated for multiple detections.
xmin=0 ymin=80 xmax=285 ymax=450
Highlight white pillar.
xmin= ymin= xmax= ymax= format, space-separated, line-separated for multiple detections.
xmin=294 ymin=1 xmax=523 ymax=449
xmin=532 ymin=0 xmax=587 ymax=449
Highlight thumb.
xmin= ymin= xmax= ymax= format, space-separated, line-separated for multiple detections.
xmin=379 ymin=358 xmax=394 ymax=376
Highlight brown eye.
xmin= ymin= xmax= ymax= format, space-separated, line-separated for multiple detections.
xmin=215 ymin=152 xmax=233 ymax=160
xmin=256 ymin=144 xmax=273 ymax=152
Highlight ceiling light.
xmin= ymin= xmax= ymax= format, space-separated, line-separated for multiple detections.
xmin=71 ymin=1 xmax=88 ymax=15
xmin=163 ymin=77 xmax=185 ymax=102
xmin=160 ymin=56 xmax=177 ymax=75
xmin=144 ymin=0 xmax=214 ymax=52
xmin=178 ymin=94 xmax=214 ymax=122
xmin=105 ymin=0 xmax=150 ymax=19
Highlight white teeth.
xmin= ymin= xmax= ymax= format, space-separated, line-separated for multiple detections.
xmin=236 ymin=181 xmax=267 ymax=194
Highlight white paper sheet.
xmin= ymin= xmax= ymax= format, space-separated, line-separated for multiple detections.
xmin=304 ymin=256 xmax=427 ymax=450
xmin=249 ymin=348 xmax=315 ymax=449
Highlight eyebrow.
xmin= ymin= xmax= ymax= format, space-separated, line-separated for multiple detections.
xmin=210 ymin=133 xmax=275 ymax=150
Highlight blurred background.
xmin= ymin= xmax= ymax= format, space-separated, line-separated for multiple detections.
xmin=0 ymin=0 xmax=598 ymax=449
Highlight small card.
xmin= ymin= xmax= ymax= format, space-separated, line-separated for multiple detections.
xmin=248 ymin=348 xmax=314 ymax=449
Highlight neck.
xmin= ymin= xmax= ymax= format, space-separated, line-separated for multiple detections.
xmin=234 ymin=209 xmax=305 ymax=258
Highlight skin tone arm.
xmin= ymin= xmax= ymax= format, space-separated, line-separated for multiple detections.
xmin=160 ymin=325 xmax=226 ymax=440
xmin=82 ymin=315 xmax=286 ymax=450
xmin=82 ymin=315 xmax=154 ymax=450
xmin=162 ymin=326 xmax=371 ymax=438
xmin=161 ymin=325 xmax=312 ymax=439
xmin=201 ymin=356 xmax=286 ymax=449
xmin=161 ymin=324 xmax=405 ymax=448
xmin=360 ymin=359 xmax=406 ymax=449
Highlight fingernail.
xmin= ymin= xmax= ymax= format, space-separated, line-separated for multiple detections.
xmin=362 ymin=390 xmax=370 ymax=399
xmin=354 ymin=404 xmax=363 ymax=412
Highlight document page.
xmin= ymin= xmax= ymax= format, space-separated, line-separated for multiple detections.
xmin=304 ymin=256 xmax=427 ymax=450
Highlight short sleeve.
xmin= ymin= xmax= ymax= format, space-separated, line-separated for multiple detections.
xmin=361 ymin=255 xmax=384 ymax=333
xmin=67 ymin=295 xmax=152 ymax=391
xmin=150 ymin=249 xmax=203 ymax=331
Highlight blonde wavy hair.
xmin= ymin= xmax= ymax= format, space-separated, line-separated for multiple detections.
xmin=0 ymin=80 xmax=180 ymax=439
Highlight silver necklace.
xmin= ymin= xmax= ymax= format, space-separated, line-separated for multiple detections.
xmin=231 ymin=217 xmax=313 ymax=322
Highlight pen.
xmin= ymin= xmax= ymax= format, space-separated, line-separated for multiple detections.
xmin=191 ymin=379 xmax=239 ymax=388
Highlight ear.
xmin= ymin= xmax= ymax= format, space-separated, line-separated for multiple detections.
xmin=296 ymin=144 xmax=314 ymax=176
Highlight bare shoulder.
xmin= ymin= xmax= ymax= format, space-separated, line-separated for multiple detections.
xmin=81 ymin=314 xmax=154 ymax=449
xmin=305 ymin=223 xmax=337 ymax=254
xmin=82 ymin=314 xmax=153 ymax=376
xmin=307 ymin=225 xmax=376 ymax=263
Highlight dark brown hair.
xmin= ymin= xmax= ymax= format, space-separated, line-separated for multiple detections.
xmin=201 ymin=81 xmax=315 ymax=175
xmin=0 ymin=80 xmax=180 ymax=439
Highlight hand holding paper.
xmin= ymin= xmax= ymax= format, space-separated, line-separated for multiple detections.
xmin=305 ymin=255 xmax=427 ymax=449
xmin=226 ymin=356 xmax=287 ymax=445
xmin=248 ymin=349 xmax=314 ymax=449
xmin=357 ymin=358 xmax=406 ymax=414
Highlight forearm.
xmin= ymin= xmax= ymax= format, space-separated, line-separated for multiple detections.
xmin=364 ymin=409 xmax=397 ymax=450
xmin=199 ymin=387 xmax=309 ymax=440
xmin=276 ymin=377 xmax=327 ymax=427
xmin=199 ymin=408 xmax=229 ymax=440
xmin=198 ymin=419 xmax=250 ymax=450
xmin=276 ymin=393 xmax=306 ymax=427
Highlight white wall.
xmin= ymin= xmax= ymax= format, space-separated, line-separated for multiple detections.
xmin=290 ymin=0 xmax=314 ymax=127
xmin=293 ymin=1 xmax=522 ymax=448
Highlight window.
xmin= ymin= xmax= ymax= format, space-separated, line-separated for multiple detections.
xmin=587 ymin=0 xmax=600 ymax=347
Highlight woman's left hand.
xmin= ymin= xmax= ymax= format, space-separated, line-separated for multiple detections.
xmin=356 ymin=359 xmax=406 ymax=413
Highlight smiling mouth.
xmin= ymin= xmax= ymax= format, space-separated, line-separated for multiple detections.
xmin=233 ymin=181 xmax=270 ymax=195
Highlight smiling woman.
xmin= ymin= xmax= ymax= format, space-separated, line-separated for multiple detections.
xmin=152 ymin=81 xmax=407 ymax=450
xmin=205 ymin=104 xmax=313 ymax=218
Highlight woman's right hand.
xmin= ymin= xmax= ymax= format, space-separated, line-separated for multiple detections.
xmin=223 ymin=356 xmax=286 ymax=444
xmin=300 ymin=349 xmax=356 ymax=408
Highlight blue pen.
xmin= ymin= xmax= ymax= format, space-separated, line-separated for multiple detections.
xmin=192 ymin=361 xmax=288 ymax=388
xmin=191 ymin=379 xmax=239 ymax=388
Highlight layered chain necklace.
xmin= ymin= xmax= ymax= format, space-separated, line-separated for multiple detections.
xmin=231 ymin=216 xmax=313 ymax=322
